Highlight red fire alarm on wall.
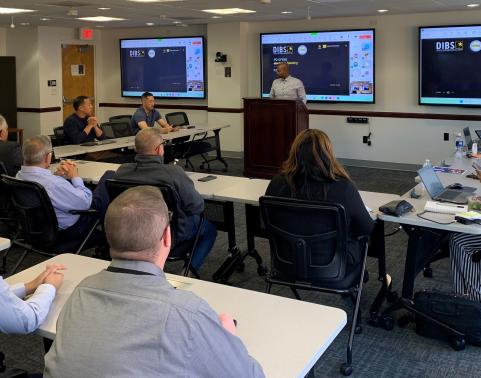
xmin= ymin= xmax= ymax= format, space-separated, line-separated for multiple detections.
xmin=79 ymin=27 xmax=94 ymax=41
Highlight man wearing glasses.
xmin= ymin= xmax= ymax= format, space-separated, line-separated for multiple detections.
xmin=44 ymin=187 xmax=264 ymax=377
xmin=15 ymin=136 xmax=113 ymax=240
xmin=113 ymin=128 xmax=217 ymax=273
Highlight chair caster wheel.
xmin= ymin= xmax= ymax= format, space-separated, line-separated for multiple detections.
xmin=354 ymin=325 xmax=362 ymax=334
xmin=387 ymin=291 xmax=399 ymax=303
xmin=257 ymin=265 xmax=268 ymax=276
xmin=340 ymin=363 xmax=353 ymax=376
xmin=236 ymin=262 xmax=245 ymax=272
xmin=381 ymin=316 xmax=394 ymax=331
xmin=423 ymin=267 xmax=433 ymax=278
xmin=397 ymin=314 xmax=413 ymax=328
xmin=450 ymin=337 xmax=465 ymax=351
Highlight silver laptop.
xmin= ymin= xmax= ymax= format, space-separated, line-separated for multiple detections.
xmin=418 ymin=166 xmax=471 ymax=204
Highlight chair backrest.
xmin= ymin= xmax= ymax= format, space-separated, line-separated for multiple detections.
xmin=1 ymin=175 xmax=59 ymax=247
xmin=259 ymin=196 xmax=349 ymax=283
xmin=101 ymin=121 xmax=133 ymax=138
xmin=109 ymin=114 xmax=132 ymax=123
xmin=105 ymin=179 xmax=182 ymax=244
xmin=53 ymin=126 xmax=66 ymax=146
xmin=0 ymin=162 xmax=7 ymax=175
xmin=165 ymin=112 xmax=189 ymax=127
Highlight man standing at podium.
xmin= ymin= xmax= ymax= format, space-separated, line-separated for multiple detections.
xmin=269 ymin=62 xmax=307 ymax=104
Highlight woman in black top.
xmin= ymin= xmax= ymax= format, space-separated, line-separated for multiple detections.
xmin=265 ymin=129 xmax=374 ymax=266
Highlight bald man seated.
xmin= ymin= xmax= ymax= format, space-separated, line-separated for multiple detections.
xmin=16 ymin=136 xmax=113 ymax=242
xmin=113 ymin=128 xmax=217 ymax=273
xmin=44 ymin=186 xmax=264 ymax=377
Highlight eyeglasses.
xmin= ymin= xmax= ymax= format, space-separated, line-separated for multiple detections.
xmin=155 ymin=140 xmax=167 ymax=152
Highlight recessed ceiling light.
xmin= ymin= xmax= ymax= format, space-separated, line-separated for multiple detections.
xmin=77 ymin=16 xmax=125 ymax=22
xmin=40 ymin=17 xmax=50 ymax=21
xmin=377 ymin=9 xmax=389 ymax=13
xmin=467 ymin=3 xmax=480 ymax=7
xmin=202 ymin=8 xmax=256 ymax=15
xmin=146 ymin=22 xmax=155 ymax=26
xmin=172 ymin=20 xmax=182 ymax=23
xmin=0 ymin=7 xmax=36 ymax=15
xmin=98 ymin=7 xmax=111 ymax=10
xmin=211 ymin=16 xmax=222 ymax=19
xmin=281 ymin=11 xmax=293 ymax=14
xmin=20 ymin=22 xmax=30 ymax=26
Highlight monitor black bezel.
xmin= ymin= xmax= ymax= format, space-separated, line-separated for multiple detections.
xmin=119 ymin=35 xmax=206 ymax=100
xmin=418 ymin=24 xmax=481 ymax=108
xmin=259 ymin=28 xmax=376 ymax=104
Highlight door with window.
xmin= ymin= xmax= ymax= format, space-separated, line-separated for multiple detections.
xmin=61 ymin=44 xmax=95 ymax=120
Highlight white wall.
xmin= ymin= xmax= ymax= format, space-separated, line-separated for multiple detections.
xmin=0 ymin=27 xmax=6 ymax=55
xmin=246 ymin=10 xmax=481 ymax=164
xmin=5 ymin=9 xmax=481 ymax=164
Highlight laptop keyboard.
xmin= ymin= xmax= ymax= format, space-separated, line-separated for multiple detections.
xmin=441 ymin=190 xmax=462 ymax=200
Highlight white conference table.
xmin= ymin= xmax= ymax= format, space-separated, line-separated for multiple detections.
xmin=6 ymin=254 xmax=347 ymax=378
xmin=54 ymin=161 xmax=401 ymax=219
xmin=53 ymin=124 xmax=230 ymax=159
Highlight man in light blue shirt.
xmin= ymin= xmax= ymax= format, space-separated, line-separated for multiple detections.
xmin=16 ymin=136 xmax=113 ymax=239
xmin=1 ymin=264 xmax=64 ymax=334
xmin=270 ymin=62 xmax=307 ymax=104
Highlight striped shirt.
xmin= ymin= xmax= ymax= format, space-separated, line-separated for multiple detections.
xmin=270 ymin=75 xmax=307 ymax=104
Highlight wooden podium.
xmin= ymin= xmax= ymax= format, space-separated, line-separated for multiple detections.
xmin=243 ymin=98 xmax=309 ymax=178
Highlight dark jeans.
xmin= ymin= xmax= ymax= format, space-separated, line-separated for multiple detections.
xmin=61 ymin=171 xmax=115 ymax=241
xmin=181 ymin=216 xmax=217 ymax=271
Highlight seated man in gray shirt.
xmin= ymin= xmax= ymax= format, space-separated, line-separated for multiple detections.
xmin=113 ymin=127 xmax=217 ymax=273
xmin=44 ymin=186 xmax=264 ymax=378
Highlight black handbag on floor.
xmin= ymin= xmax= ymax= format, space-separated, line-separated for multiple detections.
xmin=414 ymin=290 xmax=481 ymax=347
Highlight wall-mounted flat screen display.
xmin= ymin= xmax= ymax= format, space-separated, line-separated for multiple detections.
xmin=260 ymin=29 xmax=375 ymax=103
xmin=419 ymin=25 xmax=481 ymax=106
xmin=120 ymin=36 xmax=205 ymax=99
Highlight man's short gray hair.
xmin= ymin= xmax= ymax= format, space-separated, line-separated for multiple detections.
xmin=0 ymin=114 xmax=7 ymax=131
xmin=135 ymin=128 xmax=163 ymax=155
xmin=105 ymin=186 xmax=169 ymax=260
xmin=22 ymin=135 xmax=52 ymax=165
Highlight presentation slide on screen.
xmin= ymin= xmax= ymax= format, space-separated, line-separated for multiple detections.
xmin=420 ymin=26 xmax=481 ymax=106
xmin=261 ymin=30 xmax=375 ymax=103
xmin=120 ymin=37 xmax=205 ymax=98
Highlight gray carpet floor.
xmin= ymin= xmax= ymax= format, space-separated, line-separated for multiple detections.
xmin=1 ymin=157 xmax=480 ymax=377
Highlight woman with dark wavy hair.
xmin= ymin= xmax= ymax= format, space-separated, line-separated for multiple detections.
xmin=265 ymin=129 xmax=374 ymax=266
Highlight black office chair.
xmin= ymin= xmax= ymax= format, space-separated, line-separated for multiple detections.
xmin=100 ymin=121 xmax=133 ymax=138
xmin=1 ymin=175 xmax=102 ymax=275
xmin=165 ymin=112 xmax=216 ymax=171
xmin=106 ymin=179 xmax=204 ymax=277
xmin=109 ymin=114 xmax=132 ymax=123
xmin=0 ymin=351 xmax=28 ymax=378
xmin=259 ymin=196 xmax=369 ymax=377
xmin=53 ymin=126 xmax=66 ymax=146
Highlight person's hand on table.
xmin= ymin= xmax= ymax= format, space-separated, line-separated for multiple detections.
xmin=219 ymin=313 xmax=237 ymax=336
xmin=24 ymin=264 xmax=66 ymax=295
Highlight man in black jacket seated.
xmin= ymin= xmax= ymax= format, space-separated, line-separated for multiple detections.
xmin=113 ymin=128 xmax=217 ymax=273
xmin=63 ymin=96 xmax=106 ymax=145
xmin=0 ymin=114 xmax=22 ymax=176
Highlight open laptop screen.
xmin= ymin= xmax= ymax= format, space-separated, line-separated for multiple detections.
xmin=418 ymin=166 xmax=444 ymax=198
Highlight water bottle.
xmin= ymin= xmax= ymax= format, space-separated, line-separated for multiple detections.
xmin=473 ymin=142 xmax=478 ymax=155
xmin=419 ymin=159 xmax=432 ymax=196
xmin=455 ymin=133 xmax=464 ymax=159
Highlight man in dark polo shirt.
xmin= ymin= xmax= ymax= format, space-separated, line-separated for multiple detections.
xmin=63 ymin=96 xmax=106 ymax=145
xmin=130 ymin=92 xmax=173 ymax=134
xmin=0 ymin=114 xmax=22 ymax=176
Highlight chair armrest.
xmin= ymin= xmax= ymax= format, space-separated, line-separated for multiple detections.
xmin=69 ymin=209 xmax=98 ymax=215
